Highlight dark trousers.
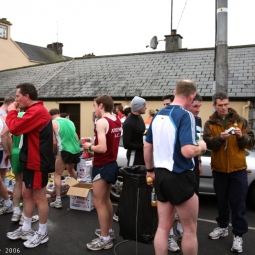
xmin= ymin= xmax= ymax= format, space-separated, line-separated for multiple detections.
xmin=213 ymin=170 xmax=248 ymax=236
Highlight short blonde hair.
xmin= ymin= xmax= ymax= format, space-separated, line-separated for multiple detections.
xmin=149 ymin=109 xmax=156 ymax=116
xmin=175 ymin=79 xmax=197 ymax=97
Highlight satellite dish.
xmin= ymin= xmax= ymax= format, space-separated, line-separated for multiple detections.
xmin=150 ymin=36 xmax=158 ymax=50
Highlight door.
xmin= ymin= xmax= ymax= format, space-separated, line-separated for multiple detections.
xmin=59 ymin=104 xmax=80 ymax=138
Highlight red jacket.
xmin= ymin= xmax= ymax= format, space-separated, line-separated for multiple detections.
xmin=6 ymin=101 xmax=53 ymax=171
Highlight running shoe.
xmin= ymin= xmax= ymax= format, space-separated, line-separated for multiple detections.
xmin=11 ymin=212 xmax=22 ymax=222
xmin=0 ymin=204 xmax=13 ymax=215
xmin=23 ymin=231 xmax=49 ymax=248
xmin=19 ymin=214 xmax=39 ymax=225
xmin=209 ymin=227 xmax=228 ymax=239
xmin=231 ymin=236 xmax=243 ymax=253
xmin=50 ymin=200 xmax=62 ymax=209
xmin=95 ymin=229 xmax=116 ymax=240
xmin=168 ymin=235 xmax=180 ymax=252
xmin=87 ymin=237 xmax=113 ymax=251
xmin=7 ymin=227 xmax=34 ymax=240
xmin=174 ymin=229 xmax=183 ymax=241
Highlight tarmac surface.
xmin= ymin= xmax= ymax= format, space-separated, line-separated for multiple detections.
xmin=0 ymin=195 xmax=255 ymax=255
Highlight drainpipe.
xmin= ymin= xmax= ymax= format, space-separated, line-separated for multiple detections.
xmin=242 ymin=101 xmax=250 ymax=118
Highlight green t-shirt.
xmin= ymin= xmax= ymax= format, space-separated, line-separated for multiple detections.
xmin=11 ymin=112 xmax=25 ymax=155
xmin=54 ymin=117 xmax=80 ymax=154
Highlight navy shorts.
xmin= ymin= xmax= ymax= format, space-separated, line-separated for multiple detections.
xmin=22 ymin=168 xmax=48 ymax=189
xmin=61 ymin=151 xmax=80 ymax=165
xmin=92 ymin=161 xmax=118 ymax=184
xmin=155 ymin=168 xmax=198 ymax=205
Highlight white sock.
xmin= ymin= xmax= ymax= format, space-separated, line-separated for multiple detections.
xmin=109 ymin=229 xmax=113 ymax=233
xmin=56 ymin=196 xmax=61 ymax=202
xmin=169 ymin=228 xmax=174 ymax=236
xmin=101 ymin=235 xmax=110 ymax=242
xmin=13 ymin=207 xmax=21 ymax=214
xmin=4 ymin=199 xmax=12 ymax=207
xmin=22 ymin=216 xmax=32 ymax=231
xmin=177 ymin=222 xmax=183 ymax=233
xmin=38 ymin=223 xmax=47 ymax=235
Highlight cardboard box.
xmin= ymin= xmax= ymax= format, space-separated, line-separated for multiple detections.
xmin=64 ymin=178 xmax=94 ymax=211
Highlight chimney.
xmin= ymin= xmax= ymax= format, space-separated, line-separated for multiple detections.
xmin=47 ymin=42 xmax=63 ymax=55
xmin=165 ymin=30 xmax=183 ymax=52
xmin=0 ymin=18 xmax=12 ymax=40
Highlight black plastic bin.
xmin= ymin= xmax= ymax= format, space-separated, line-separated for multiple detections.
xmin=118 ymin=165 xmax=158 ymax=244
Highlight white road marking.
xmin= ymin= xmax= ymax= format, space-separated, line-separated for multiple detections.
xmin=198 ymin=218 xmax=255 ymax=230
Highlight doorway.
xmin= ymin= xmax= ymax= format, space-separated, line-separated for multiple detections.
xmin=59 ymin=104 xmax=80 ymax=138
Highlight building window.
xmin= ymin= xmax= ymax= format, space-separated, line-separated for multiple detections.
xmin=0 ymin=25 xmax=7 ymax=39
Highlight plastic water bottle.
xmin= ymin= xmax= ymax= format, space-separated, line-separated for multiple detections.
xmin=151 ymin=188 xmax=157 ymax=207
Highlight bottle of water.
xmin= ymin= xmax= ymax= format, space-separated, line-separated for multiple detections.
xmin=151 ymin=188 xmax=157 ymax=207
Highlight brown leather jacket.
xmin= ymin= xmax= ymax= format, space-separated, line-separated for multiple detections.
xmin=203 ymin=108 xmax=255 ymax=173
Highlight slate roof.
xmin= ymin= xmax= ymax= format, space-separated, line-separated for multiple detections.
xmin=0 ymin=44 xmax=254 ymax=100
xmin=15 ymin=41 xmax=72 ymax=63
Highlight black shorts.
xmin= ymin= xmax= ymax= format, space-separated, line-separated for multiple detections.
xmin=22 ymin=168 xmax=48 ymax=189
xmin=61 ymin=151 xmax=80 ymax=165
xmin=155 ymin=168 xmax=198 ymax=205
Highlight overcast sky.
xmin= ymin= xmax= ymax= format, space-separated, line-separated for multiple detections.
xmin=1 ymin=0 xmax=255 ymax=58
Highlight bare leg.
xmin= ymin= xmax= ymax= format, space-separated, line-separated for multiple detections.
xmin=154 ymin=201 xmax=174 ymax=255
xmin=0 ymin=173 xmax=9 ymax=200
xmin=54 ymin=155 xmax=65 ymax=196
xmin=176 ymin=193 xmax=199 ymax=255
xmin=66 ymin=163 xmax=77 ymax=179
xmin=33 ymin=187 xmax=48 ymax=224
xmin=13 ymin=173 xmax=22 ymax=207
xmin=0 ymin=168 xmax=7 ymax=181
xmin=93 ymin=179 xmax=112 ymax=237
xmin=105 ymin=184 xmax=113 ymax=231
xmin=22 ymin=183 xmax=34 ymax=218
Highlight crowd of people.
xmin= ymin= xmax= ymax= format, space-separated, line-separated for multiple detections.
xmin=0 ymin=80 xmax=254 ymax=254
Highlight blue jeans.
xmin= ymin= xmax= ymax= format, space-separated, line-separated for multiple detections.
xmin=213 ymin=170 xmax=248 ymax=236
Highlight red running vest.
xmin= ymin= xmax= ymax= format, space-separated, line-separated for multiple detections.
xmin=93 ymin=116 xmax=122 ymax=166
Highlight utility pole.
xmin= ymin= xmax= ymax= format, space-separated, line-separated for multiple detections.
xmin=215 ymin=0 xmax=228 ymax=94
xmin=171 ymin=0 xmax=173 ymax=33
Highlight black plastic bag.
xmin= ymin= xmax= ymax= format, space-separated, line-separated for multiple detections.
xmin=118 ymin=165 xmax=158 ymax=244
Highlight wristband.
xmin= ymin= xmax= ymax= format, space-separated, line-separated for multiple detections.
xmin=146 ymin=167 xmax=155 ymax=172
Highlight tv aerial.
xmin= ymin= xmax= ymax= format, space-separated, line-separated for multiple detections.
xmin=146 ymin=0 xmax=175 ymax=50
xmin=146 ymin=36 xmax=165 ymax=50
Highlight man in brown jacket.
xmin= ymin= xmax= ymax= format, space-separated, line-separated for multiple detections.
xmin=203 ymin=91 xmax=254 ymax=254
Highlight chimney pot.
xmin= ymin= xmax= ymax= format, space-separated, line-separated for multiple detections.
xmin=171 ymin=29 xmax=177 ymax=35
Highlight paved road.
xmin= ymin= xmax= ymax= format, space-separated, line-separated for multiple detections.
xmin=0 ymin=195 xmax=254 ymax=255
